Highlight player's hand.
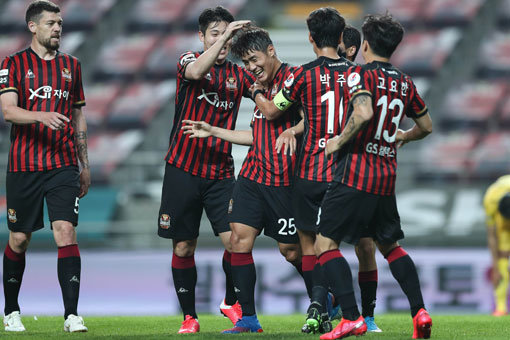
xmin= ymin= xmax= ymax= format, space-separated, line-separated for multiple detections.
xmin=223 ymin=20 xmax=251 ymax=40
xmin=325 ymin=136 xmax=340 ymax=157
xmin=396 ymin=129 xmax=408 ymax=149
xmin=38 ymin=111 xmax=70 ymax=130
xmin=275 ymin=128 xmax=297 ymax=156
xmin=249 ymin=82 xmax=265 ymax=99
xmin=181 ymin=120 xmax=213 ymax=138
xmin=492 ymin=266 xmax=502 ymax=287
xmin=79 ymin=167 xmax=91 ymax=198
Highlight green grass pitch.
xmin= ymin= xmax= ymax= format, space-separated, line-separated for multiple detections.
xmin=2 ymin=314 xmax=509 ymax=339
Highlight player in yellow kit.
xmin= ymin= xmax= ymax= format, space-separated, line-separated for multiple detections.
xmin=483 ymin=175 xmax=510 ymax=316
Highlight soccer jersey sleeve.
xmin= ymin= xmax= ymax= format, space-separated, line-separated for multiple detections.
xmin=273 ymin=67 xmax=304 ymax=111
xmin=241 ymin=68 xmax=256 ymax=98
xmin=0 ymin=57 xmax=19 ymax=95
xmin=72 ymin=61 xmax=85 ymax=108
xmin=405 ymin=80 xmax=428 ymax=118
xmin=177 ymin=51 xmax=198 ymax=81
xmin=346 ymin=65 xmax=372 ymax=101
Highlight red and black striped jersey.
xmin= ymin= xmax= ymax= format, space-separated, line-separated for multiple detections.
xmin=0 ymin=47 xmax=85 ymax=172
xmin=165 ymin=51 xmax=256 ymax=179
xmin=336 ymin=61 xmax=428 ymax=195
xmin=281 ymin=56 xmax=354 ymax=182
xmin=239 ymin=63 xmax=301 ymax=186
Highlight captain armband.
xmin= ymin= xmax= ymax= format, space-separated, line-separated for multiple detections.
xmin=273 ymin=90 xmax=293 ymax=111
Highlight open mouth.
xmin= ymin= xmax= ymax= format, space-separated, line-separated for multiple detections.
xmin=254 ymin=69 xmax=264 ymax=78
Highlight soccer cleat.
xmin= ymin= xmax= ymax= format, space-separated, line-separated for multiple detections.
xmin=305 ymin=302 xmax=322 ymax=334
xmin=4 ymin=311 xmax=25 ymax=332
xmin=178 ymin=315 xmax=199 ymax=334
xmin=221 ymin=314 xmax=263 ymax=333
xmin=492 ymin=310 xmax=508 ymax=317
xmin=320 ymin=316 xmax=366 ymax=340
xmin=63 ymin=314 xmax=88 ymax=333
xmin=365 ymin=316 xmax=382 ymax=332
xmin=319 ymin=313 xmax=333 ymax=334
xmin=301 ymin=322 xmax=312 ymax=333
xmin=412 ymin=308 xmax=432 ymax=339
xmin=220 ymin=299 xmax=242 ymax=325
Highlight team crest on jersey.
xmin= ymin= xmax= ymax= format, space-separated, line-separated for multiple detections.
xmin=228 ymin=199 xmax=234 ymax=214
xmin=8 ymin=209 xmax=17 ymax=223
xmin=159 ymin=214 xmax=171 ymax=229
xmin=25 ymin=69 xmax=35 ymax=79
xmin=226 ymin=77 xmax=237 ymax=91
xmin=284 ymin=73 xmax=294 ymax=88
xmin=61 ymin=68 xmax=72 ymax=82
xmin=347 ymin=72 xmax=361 ymax=87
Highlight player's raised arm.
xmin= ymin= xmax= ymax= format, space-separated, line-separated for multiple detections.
xmin=325 ymin=93 xmax=373 ymax=156
xmin=182 ymin=119 xmax=253 ymax=145
xmin=185 ymin=20 xmax=251 ymax=80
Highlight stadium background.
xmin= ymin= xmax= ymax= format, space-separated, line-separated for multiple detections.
xmin=0 ymin=0 xmax=508 ymax=316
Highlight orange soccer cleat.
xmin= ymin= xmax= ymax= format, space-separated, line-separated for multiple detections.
xmin=178 ymin=315 xmax=200 ymax=334
xmin=412 ymin=308 xmax=432 ymax=339
xmin=319 ymin=316 xmax=366 ymax=340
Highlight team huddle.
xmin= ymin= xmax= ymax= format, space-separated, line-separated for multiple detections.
xmin=162 ymin=5 xmax=433 ymax=340
xmin=0 ymin=1 xmax=434 ymax=339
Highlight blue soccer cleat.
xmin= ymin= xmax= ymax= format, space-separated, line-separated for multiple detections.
xmin=222 ymin=315 xmax=263 ymax=334
xmin=365 ymin=316 xmax=382 ymax=332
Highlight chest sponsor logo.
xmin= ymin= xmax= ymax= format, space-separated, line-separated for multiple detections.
xmin=61 ymin=68 xmax=72 ymax=82
xmin=29 ymin=86 xmax=69 ymax=100
xmin=197 ymin=89 xmax=234 ymax=109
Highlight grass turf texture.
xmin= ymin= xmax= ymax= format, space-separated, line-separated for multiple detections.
xmin=2 ymin=314 xmax=509 ymax=339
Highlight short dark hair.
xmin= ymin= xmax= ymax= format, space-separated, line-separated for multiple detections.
xmin=306 ymin=7 xmax=346 ymax=49
xmin=231 ymin=26 xmax=273 ymax=59
xmin=342 ymin=25 xmax=361 ymax=60
xmin=198 ymin=6 xmax=234 ymax=34
xmin=499 ymin=193 xmax=510 ymax=219
xmin=25 ymin=0 xmax=60 ymax=25
xmin=362 ymin=13 xmax=404 ymax=58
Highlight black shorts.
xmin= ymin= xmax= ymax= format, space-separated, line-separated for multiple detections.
xmin=6 ymin=166 xmax=80 ymax=232
xmin=228 ymin=176 xmax=298 ymax=244
xmin=158 ymin=164 xmax=234 ymax=240
xmin=317 ymin=182 xmax=404 ymax=245
xmin=293 ymin=177 xmax=330 ymax=232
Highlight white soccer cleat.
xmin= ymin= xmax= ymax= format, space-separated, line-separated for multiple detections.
xmin=4 ymin=311 xmax=26 ymax=332
xmin=64 ymin=314 xmax=88 ymax=332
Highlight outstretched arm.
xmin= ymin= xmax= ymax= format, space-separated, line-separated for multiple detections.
xmin=325 ymin=94 xmax=373 ymax=156
xmin=182 ymin=120 xmax=253 ymax=146
xmin=396 ymin=113 xmax=433 ymax=148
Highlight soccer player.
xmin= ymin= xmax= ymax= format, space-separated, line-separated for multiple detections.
xmin=157 ymin=6 xmax=253 ymax=334
xmin=183 ymin=26 xmax=304 ymax=334
xmin=483 ymin=175 xmax=510 ymax=316
xmin=338 ymin=25 xmax=361 ymax=62
xmin=339 ymin=24 xmax=381 ymax=333
xmin=0 ymin=0 xmax=89 ymax=333
xmin=317 ymin=14 xmax=433 ymax=339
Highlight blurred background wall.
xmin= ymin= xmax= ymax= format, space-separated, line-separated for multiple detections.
xmin=0 ymin=0 xmax=508 ymax=315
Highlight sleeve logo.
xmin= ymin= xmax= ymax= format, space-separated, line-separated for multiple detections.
xmin=180 ymin=53 xmax=197 ymax=66
xmin=284 ymin=73 xmax=294 ymax=88
xmin=347 ymin=72 xmax=361 ymax=87
xmin=0 ymin=69 xmax=8 ymax=76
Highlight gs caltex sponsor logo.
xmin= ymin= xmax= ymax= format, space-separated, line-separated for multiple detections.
xmin=159 ymin=214 xmax=170 ymax=229
xmin=8 ymin=209 xmax=17 ymax=223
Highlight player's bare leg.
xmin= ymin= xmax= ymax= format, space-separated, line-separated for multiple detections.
xmin=218 ymin=231 xmax=242 ymax=324
xmin=3 ymin=231 xmax=31 ymax=332
xmin=223 ymin=223 xmax=263 ymax=333
xmin=52 ymin=220 xmax=86 ymax=332
xmin=355 ymin=238 xmax=380 ymax=332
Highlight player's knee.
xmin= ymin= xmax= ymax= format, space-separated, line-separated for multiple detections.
xmin=279 ymin=244 xmax=300 ymax=264
xmin=53 ymin=222 xmax=76 ymax=246
xmin=173 ymin=240 xmax=196 ymax=257
xmin=10 ymin=232 xmax=31 ymax=251
xmin=356 ymin=239 xmax=375 ymax=258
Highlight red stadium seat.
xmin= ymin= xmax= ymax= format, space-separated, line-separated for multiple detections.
xmin=83 ymin=83 xmax=123 ymax=128
xmin=129 ymin=0 xmax=190 ymax=30
xmin=61 ymin=0 xmax=116 ymax=30
xmin=471 ymin=132 xmax=510 ymax=178
xmin=479 ymin=30 xmax=510 ymax=76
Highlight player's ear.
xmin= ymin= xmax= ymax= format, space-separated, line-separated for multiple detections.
xmin=198 ymin=30 xmax=205 ymax=43
xmin=308 ymin=32 xmax=314 ymax=44
xmin=28 ymin=20 xmax=37 ymax=34
xmin=339 ymin=31 xmax=344 ymax=46
xmin=362 ymin=40 xmax=369 ymax=54
xmin=267 ymin=44 xmax=275 ymax=58
xmin=348 ymin=46 xmax=357 ymax=58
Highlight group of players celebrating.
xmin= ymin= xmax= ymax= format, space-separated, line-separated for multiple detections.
xmin=160 ymin=4 xmax=433 ymax=340
xmin=0 ymin=0 xmax=434 ymax=338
